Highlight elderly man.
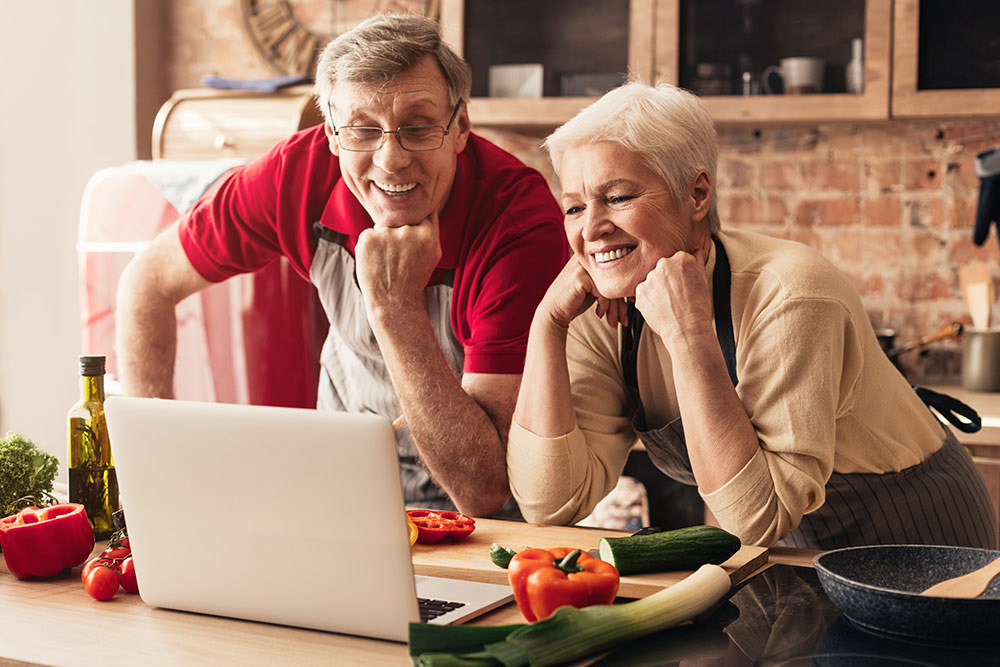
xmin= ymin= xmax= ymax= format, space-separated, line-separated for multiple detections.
xmin=115 ymin=14 xmax=567 ymax=518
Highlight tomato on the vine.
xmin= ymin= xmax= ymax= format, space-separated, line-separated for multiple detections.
xmin=81 ymin=557 xmax=115 ymax=584
xmin=83 ymin=565 xmax=119 ymax=601
xmin=101 ymin=546 xmax=131 ymax=559
xmin=119 ymin=558 xmax=139 ymax=594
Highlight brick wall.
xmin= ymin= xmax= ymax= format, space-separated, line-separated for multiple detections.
xmin=481 ymin=121 xmax=1000 ymax=383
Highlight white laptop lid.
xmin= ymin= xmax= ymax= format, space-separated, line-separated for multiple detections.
xmin=105 ymin=396 xmax=499 ymax=642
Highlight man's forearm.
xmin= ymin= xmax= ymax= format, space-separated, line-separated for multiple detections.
xmin=370 ymin=304 xmax=511 ymax=517
xmin=115 ymin=277 xmax=179 ymax=398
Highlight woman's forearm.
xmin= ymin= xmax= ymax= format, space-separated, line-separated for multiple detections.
xmin=513 ymin=315 xmax=578 ymax=437
xmin=669 ymin=332 xmax=760 ymax=494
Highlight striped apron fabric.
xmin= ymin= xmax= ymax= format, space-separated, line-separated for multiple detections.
xmin=309 ymin=226 xmax=520 ymax=516
xmin=621 ymin=236 xmax=998 ymax=549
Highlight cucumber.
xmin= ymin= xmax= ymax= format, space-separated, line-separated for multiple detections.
xmin=598 ymin=525 xmax=741 ymax=576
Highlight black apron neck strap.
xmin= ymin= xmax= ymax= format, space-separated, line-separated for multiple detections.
xmin=712 ymin=236 xmax=739 ymax=387
xmin=620 ymin=235 xmax=739 ymax=415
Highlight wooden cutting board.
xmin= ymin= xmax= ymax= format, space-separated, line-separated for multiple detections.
xmin=411 ymin=518 xmax=768 ymax=598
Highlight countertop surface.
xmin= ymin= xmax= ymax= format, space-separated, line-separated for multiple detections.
xmin=0 ymin=521 xmax=802 ymax=667
xmin=3 ymin=518 xmax=992 ymax=666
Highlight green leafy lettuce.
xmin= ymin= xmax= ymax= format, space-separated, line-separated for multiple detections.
xmin=0 ymin=431 xmax=60 ymax=517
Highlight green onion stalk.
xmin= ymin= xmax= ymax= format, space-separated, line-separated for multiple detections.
xmin=409 ymin=563 xmax=732 ymax=666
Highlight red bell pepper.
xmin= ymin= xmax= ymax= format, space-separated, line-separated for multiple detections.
xmin=507 ymin=547 xmax=620 ymax=622
xmin=0 ymin=504 xmax=96 ymax=579
xmin=405 ymin=509 xmax=476 ymax=544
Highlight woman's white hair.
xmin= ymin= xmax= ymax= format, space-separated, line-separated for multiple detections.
xmin=313 ymin=13 xmax=471 ymax=123
xmin=544 ymin=81 xmax=720 ymax=232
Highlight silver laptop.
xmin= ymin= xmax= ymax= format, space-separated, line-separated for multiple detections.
xmin=104 ymin=396 xmax=513 ymax=642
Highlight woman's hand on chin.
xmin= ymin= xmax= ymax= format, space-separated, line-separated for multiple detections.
xmin=634 ymin=248 xmax=714 ymax=351
xmin=539 ymin=257 xmax=629 ymax=330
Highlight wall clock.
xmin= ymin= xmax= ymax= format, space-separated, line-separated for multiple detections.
xmin=239 ymin=0 xmax=440 ymax=77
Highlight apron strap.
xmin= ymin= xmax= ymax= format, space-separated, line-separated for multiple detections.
xmin=913 ymin=385 xmax=982 ymax=433
xmin=622 ymin=301 xmax=646 ymax=424
xmin=620 ymin=235 xmax=739 ymax=417
xmin=711 ymin=237 xmax=739 ymax=387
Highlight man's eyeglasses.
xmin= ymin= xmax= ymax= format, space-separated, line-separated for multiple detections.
xmin=329 ymin=101 xmax=462 ymax=152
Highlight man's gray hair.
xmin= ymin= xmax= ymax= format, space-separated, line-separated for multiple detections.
xmin=544 ymin=82 xmax=720 ymax=232
xmin=313 ymin=13 xmax=471 ymax=122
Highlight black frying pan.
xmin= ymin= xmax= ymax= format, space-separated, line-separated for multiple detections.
xmin=813 ymin=545 xmax=1000 ymax=645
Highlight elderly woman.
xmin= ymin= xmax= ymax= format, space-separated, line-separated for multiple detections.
xmin=506 ymin=82 xmax=997 ymax=549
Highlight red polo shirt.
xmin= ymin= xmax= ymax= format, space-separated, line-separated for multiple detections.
xmin=179 ymin=126 xmax=567 ymax=374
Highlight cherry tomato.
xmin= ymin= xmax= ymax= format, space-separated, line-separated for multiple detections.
xmin=101 ymin=546 xmax=131 ymax=559
xmin=119 ymin=557 xmax=139 ymax=594
xmin=405 ymin=509 xmax=476 ymax=544
xmin=84 ymin=565 xmax=119 ymax=601
xmin=81 ymin=557 xmax=115 ymax=584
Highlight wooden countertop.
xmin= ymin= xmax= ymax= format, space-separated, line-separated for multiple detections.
xmin=0 ymin=521 xmax=813 ymax=666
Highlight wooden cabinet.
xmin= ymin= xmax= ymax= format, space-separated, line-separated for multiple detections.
xmin=892 ymin=0 xmax=1000 ymax=118
xmin=668 ymin=0 xmax=891 ymax=123
xmin=442 ymin=0 xmax=998 ymax=128
xmin=152 ymin=85 xmax=323 ymax=160
xmin=441 ymin=0 xmax=891 ymax=127
xmin=440 ymin=0 xmax=655 ymax=128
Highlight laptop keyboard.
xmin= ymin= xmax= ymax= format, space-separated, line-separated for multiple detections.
xmin=418 ymin=597 xmax=467 ymax=622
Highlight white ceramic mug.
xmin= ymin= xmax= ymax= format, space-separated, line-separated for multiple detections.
xmin=763 ymin=57 xmax=825 ymax=94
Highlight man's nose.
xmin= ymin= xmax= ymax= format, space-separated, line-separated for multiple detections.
xmin=372 ymin=133 xmax=412 ymax=172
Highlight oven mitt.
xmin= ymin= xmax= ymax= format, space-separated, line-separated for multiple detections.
xmin=973 ymin=148 xmax=1000 ymax=247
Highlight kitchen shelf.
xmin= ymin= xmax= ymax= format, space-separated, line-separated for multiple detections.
xmin=442 ymin=0 xmax=891 ymax=127
xmin=440 ymin=0 xmax=655 ymax=128
xmin=891 ymin=0 xmax=1000 ymax=118
xmin=665 ymin=0 xmax=891 ymax=124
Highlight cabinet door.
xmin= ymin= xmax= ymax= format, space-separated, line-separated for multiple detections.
xmin=892 ymin=0 xmax=1000 ymax=118
xmin=440 ymin=0 xmax=655 ymax=127
xmin=656 ymin=0 xmax=891 ymax=123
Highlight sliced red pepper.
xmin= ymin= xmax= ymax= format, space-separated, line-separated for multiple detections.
xmin=405 ymin=509 xmax=476 ymax=544
xmin=507 ymin=547 xmax=620 ymax=622
xmin=0 ymin=504 xmax=96 ymax=579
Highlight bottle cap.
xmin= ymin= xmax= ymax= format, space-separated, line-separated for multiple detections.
xmin=79 ymin=355 xmax=106 ymax=377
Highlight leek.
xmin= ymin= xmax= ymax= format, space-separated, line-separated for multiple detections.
xmin=409 ymin=563 xmax=732 ymax=666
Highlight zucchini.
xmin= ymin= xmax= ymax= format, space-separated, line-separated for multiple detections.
xmin=598 ymin=525 xmax=740 ymax=576
xmin=489 ymin=543 xmax=517 ymax=569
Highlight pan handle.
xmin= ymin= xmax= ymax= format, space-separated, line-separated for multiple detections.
xmin=887 ymin=322 xmax=964 ymax=358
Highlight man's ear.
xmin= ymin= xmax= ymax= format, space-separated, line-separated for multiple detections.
xmin=324 ymin=121 xmax=340 ymax=157
xmin=452 ymin=102 xmax=471 ymax=154
xmin=690 ymin=170 xmax=711 ymax=224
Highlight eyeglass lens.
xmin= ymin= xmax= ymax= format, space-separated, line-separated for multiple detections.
xmin=339 ymin=125 xmax=445 ymax=151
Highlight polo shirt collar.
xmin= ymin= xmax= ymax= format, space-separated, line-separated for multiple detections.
xmin=318 ymin=141 xmax=476 ymax=270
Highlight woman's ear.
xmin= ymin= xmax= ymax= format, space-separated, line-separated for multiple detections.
xmin=690 ymin=170 xmax=711 ymax=223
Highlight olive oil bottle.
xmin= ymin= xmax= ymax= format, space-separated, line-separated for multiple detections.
xmin=68 ymin=355 xmax=119 ymax=539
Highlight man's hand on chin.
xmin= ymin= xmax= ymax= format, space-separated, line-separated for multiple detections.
xmin=355 ymin=213 xmax=442 ymax=316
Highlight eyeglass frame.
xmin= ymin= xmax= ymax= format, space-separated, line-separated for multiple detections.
xmin=327 ymin=100 xmax=463 ymax=152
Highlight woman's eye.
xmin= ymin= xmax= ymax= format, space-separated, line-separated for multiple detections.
xmin=565 ymin=205 xmax=584 ymax=216
xmin=608 ymin=195 xmax=635 ymax=205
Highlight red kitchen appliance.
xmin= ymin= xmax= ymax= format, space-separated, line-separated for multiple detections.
xmin=77 ymin=162 xmax=327 ymax=408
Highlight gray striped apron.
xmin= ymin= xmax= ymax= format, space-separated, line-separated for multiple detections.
xmin=309 ymin=225 xmax=519 ymax=516
xmin=621 ymin=236 xmax=998 ymax=550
